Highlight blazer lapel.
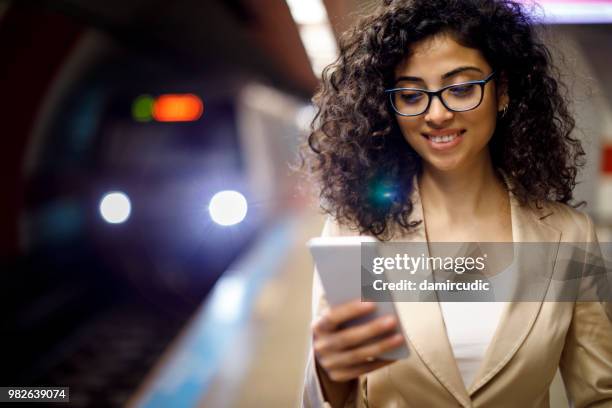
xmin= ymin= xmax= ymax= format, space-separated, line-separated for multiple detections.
xmin=391 ymin=179 xmax=472 ymax=407
xmin=467 ymin=190 xmax=562 ymax=396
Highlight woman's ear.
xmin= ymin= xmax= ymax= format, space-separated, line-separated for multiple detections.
xmin=496 ymin=71 xmax=509 ymax=112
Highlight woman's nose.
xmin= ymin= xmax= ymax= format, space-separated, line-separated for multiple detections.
xmin=424 ymin=95 xmax=454 ymax=125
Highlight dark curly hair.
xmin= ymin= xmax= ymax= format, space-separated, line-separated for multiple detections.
xmin=300 ymin=0 xmax=585 ymax=240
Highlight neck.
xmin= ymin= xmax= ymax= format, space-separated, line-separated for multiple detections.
xmin=418 ymin=154 xmax=506 ymax=222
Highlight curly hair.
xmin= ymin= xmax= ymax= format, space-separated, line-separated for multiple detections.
xmin=301 ymin=0 xmax=585 ymax=240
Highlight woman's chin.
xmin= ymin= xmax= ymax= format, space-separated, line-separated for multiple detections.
xmin=424 ymin=157 xmax=465 ymax=173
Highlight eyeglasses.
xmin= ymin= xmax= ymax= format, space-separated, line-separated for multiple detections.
xmin=385 ymin=71 xmax=496 ymax=117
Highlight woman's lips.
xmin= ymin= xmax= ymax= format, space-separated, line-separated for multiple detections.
xmin=421 ymin=129 xmax=466 ymax=151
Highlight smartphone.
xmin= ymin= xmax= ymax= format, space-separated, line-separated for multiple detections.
xmin=307 ymin=236 xmax=409 ymax=360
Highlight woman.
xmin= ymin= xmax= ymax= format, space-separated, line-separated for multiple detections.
xmin=300 ymin=0 xmax=612 ymax=407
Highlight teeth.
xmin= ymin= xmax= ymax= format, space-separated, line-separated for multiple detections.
xmin=430 ymin=133 xmax=458 ymax=143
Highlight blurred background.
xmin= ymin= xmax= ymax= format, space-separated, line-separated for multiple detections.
xmin=0 ymin=0 xmax=611 ymax=407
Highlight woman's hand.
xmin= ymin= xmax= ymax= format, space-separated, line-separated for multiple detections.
xmin=312 ymin=299 xmax=405 ymax=383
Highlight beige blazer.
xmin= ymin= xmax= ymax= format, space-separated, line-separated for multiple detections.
xmin=302 ymin=179 xmax=612 ymax=408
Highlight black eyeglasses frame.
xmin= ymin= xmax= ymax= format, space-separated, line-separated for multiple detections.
xmin=384 ymin=71 xmax=497 ymax=117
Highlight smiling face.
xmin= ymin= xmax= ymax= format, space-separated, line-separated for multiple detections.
xmin=393 ymin=32 xmax=506 ymax=173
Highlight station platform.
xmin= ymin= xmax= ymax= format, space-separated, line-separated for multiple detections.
xmin=128 ymin=209 xmax=324 ymax=408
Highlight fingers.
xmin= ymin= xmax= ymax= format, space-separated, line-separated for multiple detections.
xmin=314 ymin=314 xmax=398 ymax=354
xmin=319 ymin=333 xmax=404 ymax=370
xmin=311 ymin=299 xmax=406 ymax=383
xmin=312 ymin=300 xmax=376 ymax=335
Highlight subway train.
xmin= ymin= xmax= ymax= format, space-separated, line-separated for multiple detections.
xmin=1 ymin=1 xmax=312 ymax=406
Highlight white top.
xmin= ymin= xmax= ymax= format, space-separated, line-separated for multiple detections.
xmin=439 ymin=300 xmax=507 ymax=388
xmin=439 ymin=260 xmax=514 ymax=388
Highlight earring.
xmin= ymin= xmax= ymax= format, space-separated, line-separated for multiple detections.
xmin=499 ymin=104 xmax=509 ymax=118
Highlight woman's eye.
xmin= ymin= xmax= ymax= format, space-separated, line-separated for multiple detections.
xmin=449 ymin=84 xmax=476 ymax=97
xmin=399 ymin=92 xmax=424 ymax=104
